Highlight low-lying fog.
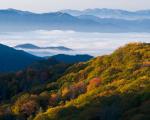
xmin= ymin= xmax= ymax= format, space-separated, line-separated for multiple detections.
xmin=0 ymin=30 xmax=150 ymax=57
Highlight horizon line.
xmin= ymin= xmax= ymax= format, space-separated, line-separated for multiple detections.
xmin=0 ymin=7 xmax=150 ymax=14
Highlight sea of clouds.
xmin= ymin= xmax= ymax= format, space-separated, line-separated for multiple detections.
xmin=0 ymin=30 xmax=150 ymax=57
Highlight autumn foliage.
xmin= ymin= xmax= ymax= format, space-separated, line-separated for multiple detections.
xmin=87 ymin=78 xmax=102 ymax=91
xmin=0 ymin=43 xmax=149 ymax=120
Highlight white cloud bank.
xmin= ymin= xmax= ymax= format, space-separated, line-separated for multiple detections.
xmin=0 ymin=30 xmax=150 ymax=56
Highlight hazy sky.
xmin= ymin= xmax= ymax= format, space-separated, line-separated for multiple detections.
xmin=0 ymin=0 xmax=150 ymax=13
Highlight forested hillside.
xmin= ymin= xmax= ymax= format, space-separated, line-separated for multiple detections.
xmin=0 ymin=43 xmax=149 ymax=120
xmin=50 ymin=54 xmax=93 ymax=64
xmin=0 ymin=44 xmax=41 ymax=72
xmin=0 ymin=58 xmax=70 ymax=101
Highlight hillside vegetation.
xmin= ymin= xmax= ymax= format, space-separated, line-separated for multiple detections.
xmin=0 ymin=43 xmax=149 ymax=120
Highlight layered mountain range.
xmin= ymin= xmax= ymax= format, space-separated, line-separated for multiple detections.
xmin=61 ymin=8 xmax=150 ymax=20
xmin=0 ymin=8 xmax=150 ymax=32
xmin=0 ymin=44 xmax=92 ymax=72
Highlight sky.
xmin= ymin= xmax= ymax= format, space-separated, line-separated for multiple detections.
xmin=0 ymin=0 xmax=150 ymax=13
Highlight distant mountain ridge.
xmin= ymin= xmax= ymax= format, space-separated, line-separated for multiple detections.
xmin=61 ymin=8 xmax=150 ymax=20
xmin=0 ymin=8 xmax=33 ymax=15
xmin=15 ymin=44 xmax=72 ymax=51
xmin=0 ymin=8 xmax=150 ymax=32
xmin=15 ymin=44 xmax=40 ymax=49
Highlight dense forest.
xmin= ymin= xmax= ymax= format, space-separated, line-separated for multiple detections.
xmin=0 ymin=43 xmax=149 ymax=120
